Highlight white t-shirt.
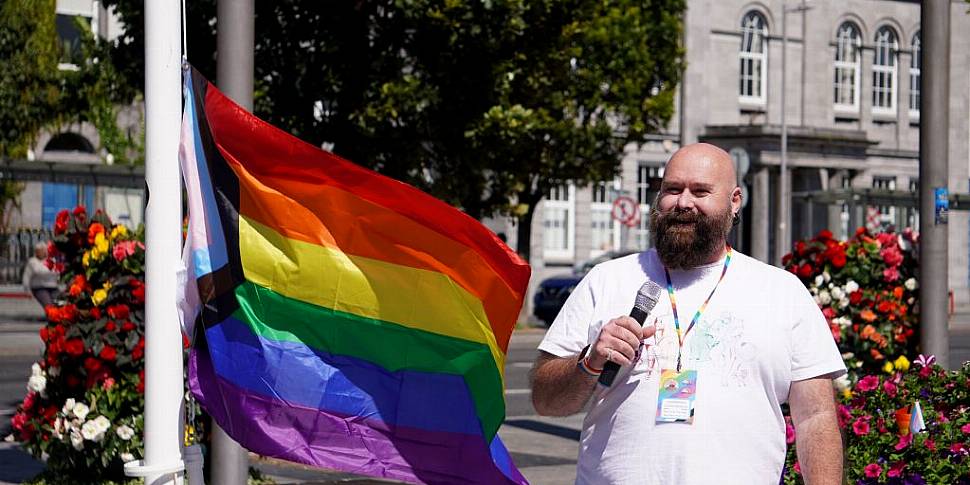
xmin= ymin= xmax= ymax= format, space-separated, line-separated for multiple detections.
xmin=538 ymin=249 xmax=846 ymax=485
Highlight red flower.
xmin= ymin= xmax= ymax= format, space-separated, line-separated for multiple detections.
xmin=39 ymin=327 xmax=49 ymax=343
xmin=105 ymin=321 xmax=116 ymax=332
xmin=821 ymin=307 xmax=836 ymax=319
xmin=130 ymin=279 xmax=145 ymax=304
xmin=883 ymin=266 xmax=900 ymax=282
xmin=99 ymin=345 xmax=117 ymax=361
xmin=856 ymin=375 xmax=879 ymax=392
xmin=90 ymin=307 xmax=101 ymax=319
xmin=65 ymin=339 xmax=84 ymax=357
xmin=122 ymin=320 xmax=136 ymax=332
xmin=864 ymin=463 xmax=881 ymax=478
xmin=830 ymin=251 xmax=846 ymax=268
xmin=795 ymin=241 xmax=806 ymax=256
xmin=887 ymin=461 xmax=905 ymax=478
xmin=797 ymin=264 xmax=814 ymax=279
xmin=72 ymin=206 xmax=86 ymax=217
xmin=817 ymin=229 xmax=833 ymax=241
xmin=83 ymin=357 xmax=102 ymax=372
xmin=849 ymin=291 xmax=863 ymax=305
xmin=852 ymin=417 xmax=870 ymax=435
xmin=107 ymin=304 xmax=130 ymax=320
xmin=877 ymin=300 xmax=894 ymax=314
xmin=54 ymin=210 xmax=70 ymax=234
xmin=137 ymin=369 xmax=145 ymax=394
xmin=950 ymin=443 xmax=968 ymax=455
xmin=22 ymin=392 xmax=36 ymax=411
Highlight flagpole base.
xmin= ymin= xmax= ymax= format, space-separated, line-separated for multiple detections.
xmin=124 ymin=458 xmax=185 ymax=477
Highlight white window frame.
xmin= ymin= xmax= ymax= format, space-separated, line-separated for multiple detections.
xmin=871 ymin=27 xmax=898 ymax=117
xmin=589 ymin=179 xmax=621 ymax=258
xmin=542 ymin=183 xmax=576 ymax=261
xmin=55 ymin=3 xmax=98 ymax=71
xmin=634 ymin=165 xmax=664 ymax=250
xmin=833 ymin=22 xmax=862 ymax=114
xmin=738 ymin=11 xmax=768 ymax=106
xmin=872 ymin=176 xmax=897 ymax=229
xmin=909 ymin=32 xmax=920 ymax=120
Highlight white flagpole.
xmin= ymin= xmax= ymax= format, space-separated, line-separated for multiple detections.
xmin=127 ymin=0 xmax=185 ymax=483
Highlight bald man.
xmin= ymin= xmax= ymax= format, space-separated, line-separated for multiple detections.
xmin=531 ymin=143 xmax=845 ymax=484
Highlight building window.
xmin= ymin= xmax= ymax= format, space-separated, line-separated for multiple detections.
xmin=739 ymin=11 xmax=768 ymax=105
xmin=872 ymin=27 xmax=898 ymax=116
xmin=590 ymin=180 xmax=621 ymax=258
xmin=833 ymin=22 xmax=862 ymax=113
xmin=634 ymin=165 xmax=664 ymax=249
xmin=909 ymin=31 xmax=920 ymax=118
xmin=543 ymin=183 xmax=575 ymax=260
xmin=55 ymin=13 xmax=93 ymax=68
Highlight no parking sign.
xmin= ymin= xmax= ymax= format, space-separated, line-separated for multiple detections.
xmin=611 ymin=196 xmax=640 ymax=227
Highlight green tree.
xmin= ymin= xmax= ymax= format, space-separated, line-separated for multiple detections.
xmin=104 ymin=0 xmax=685 ymax=260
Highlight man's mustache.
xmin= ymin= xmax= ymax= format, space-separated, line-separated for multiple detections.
xmin=659 ymin=210 xmax=701 ymax=224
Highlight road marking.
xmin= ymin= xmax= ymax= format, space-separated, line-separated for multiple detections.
xmin=0 ymin=408 xmax=15 ymax=417
xmin=509 ymin=362 xmax=533 ymax=368
xmin=505 ymin=389 xmax=531 ymax=395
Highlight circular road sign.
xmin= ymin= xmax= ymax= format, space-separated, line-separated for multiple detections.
xmin=611 ymin=196 xmax=640 ymax=227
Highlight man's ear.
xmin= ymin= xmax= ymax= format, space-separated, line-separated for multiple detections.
xmin=731 ymin=186 xmax=742 ymax=212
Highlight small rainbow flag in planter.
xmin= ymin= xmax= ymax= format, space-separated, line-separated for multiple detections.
xmin=177 ymin=66 xmax=530 ymax=484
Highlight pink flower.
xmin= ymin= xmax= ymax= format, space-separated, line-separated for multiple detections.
xmin=864 ymin=463 xmax=882 ymax=478
xmin=838 ymin=405 xmax=853 ymax=427
xmin=112 ymin=240 xmax=137 ymax=261
xmin=102 ymin=377 xmax=116 ymax=390
xmin=951 ymin=443 xmax=968 ymax=455
xmin=926 ymin=438 xmax=936 ymax=451
xmin=887 ymin=461 xmax=905 ymax=478
xmin=919 ymin=366 xmax=933 ymax=378
xmin=853 ymin=417 xmax=870 ymax=436
xmin=883 ymin=380 xmax=897 ymax=397
xmin=857 ymin=375 xmax=880 ymax=392
xmin=883 ymin=266 xmax=900 ymax=282
xmin=792 ymin=461 xmax=801 ymax=474
xmin=895 ymin=433 xmax=913 ymax=450
xmin=876 ymin=232 xmax=898 ymax=249
xmin=961 ymin=423 xmax=970 ymax=434
xmin=881 ymin=245 xmax=904 ymax=267
xmin=785 ymin=421 xmax=796 ymax=444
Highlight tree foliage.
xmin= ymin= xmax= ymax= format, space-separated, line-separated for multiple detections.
xmin=104 ymin=0 xmax=685 ymax=260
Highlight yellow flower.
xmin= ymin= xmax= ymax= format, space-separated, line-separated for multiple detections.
xmin=110 ymin=224 xmax=128 ymax=240
xmin=95 ymin=232 xmax=109 ymax=254
xmin=842 ymin=388 xmax=852 ymax=400
xmin=883 ymin=361 xmax=894 ymax=374
xmin=102 ymin=281 xmax=112 ymax=291
xmin=82 ymin=251 xmax=91 ymax=268
xmin=894 ymin=355 xmax=910 ymax=372
xmin=92 ymin=288 xmax=108 ymax=306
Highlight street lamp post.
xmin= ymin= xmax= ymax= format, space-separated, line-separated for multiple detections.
xmin=778 ymin=0 xmax=811 ymax=264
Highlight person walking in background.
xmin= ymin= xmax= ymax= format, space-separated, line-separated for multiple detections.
xmin=22 ymin=242 xmax=58 ymax=310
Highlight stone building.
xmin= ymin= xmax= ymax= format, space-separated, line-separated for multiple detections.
xmin=515 ymin=0 xmax=970 ymax=319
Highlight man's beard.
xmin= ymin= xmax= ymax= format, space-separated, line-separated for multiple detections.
xmin=649 ymin=206 xmax=733 ymax=269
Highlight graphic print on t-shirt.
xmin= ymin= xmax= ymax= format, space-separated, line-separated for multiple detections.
xmin=639 ymin=310 xmax=756 ymax=387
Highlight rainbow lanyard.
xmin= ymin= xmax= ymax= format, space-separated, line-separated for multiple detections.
xmin=663 ymin=246 xmax=733 ymax=372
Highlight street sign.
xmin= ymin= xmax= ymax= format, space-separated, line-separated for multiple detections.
xmin=611 ymin=196 xmax=640 ymax=227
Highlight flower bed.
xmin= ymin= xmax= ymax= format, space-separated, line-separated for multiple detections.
xmin=783 ymin=228 xmax=919 ymax=379
xmin=783 ymin=358 xmax=970 ymax=484
xmin=7 ymin=207 xmax=146 ymax=481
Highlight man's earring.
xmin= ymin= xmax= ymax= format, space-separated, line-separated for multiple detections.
xmin=732 ymin=212 xmax=741 ymax=226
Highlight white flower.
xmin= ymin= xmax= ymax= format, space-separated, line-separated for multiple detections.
xmin=31 ymin=363 xmax=42 ymax=377
xmin=838 ymin=297 xmax=850 ymax=309
xmin=833 ymin=374 xmax=851 ymax=391
xmin=842 ymin=352 xmax=855 ymax=360
xmin=845 ymin=280 xmax=859 ymax=293
xmin=62 ymin=398 xmax=76 ymax=416
xmin=72 ymin=403 xmax=89 ymax=421
xmin=27 ymin=375 xmax=46 ymax=394
xmin=81 ymin=420 xmax=105 ymax=442
xmin=833 ymin=316 xmax=852 ymax=327
xmin=93 ymin=415 xmax=111 ymax=433
xmin=120 ymin=452 xmax=135 ymax=463
xmin=116 ymin=425 xmax=135 ymax=441
xmin=814 ymin=274 xmax=825 ymax=287
xmin=70 ymin=430 xmax=84 ymax=450
xmin=905 ymin=278 xmax=917 ymax=291
xmin=52 ymin=418 xmax=64 ymax=440
xmin=908 ymin=297 xmax=915 ymax=305
xmin=818 ymin=290 xmax=832 ymax=305
xmin=831 ymin=287 xmax=844 ymax=300
xmin=823 ymin=271 xmax=831 ymax=283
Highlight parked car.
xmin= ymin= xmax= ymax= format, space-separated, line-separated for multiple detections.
xmin=532 ymin=250 xmax=639 ymax=326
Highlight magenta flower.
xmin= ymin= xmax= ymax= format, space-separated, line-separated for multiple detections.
xmin=853 ymin=417 xmax=870 ymax=436
xmin=883 ymin=266 xmax=900 ymax=282
xmin=951 ymin=443 xmax=968 ymax=455
xmin=785 ymin=421 xmax=796 ymax=444
xmin=883 ymin=380 xmax=897 ymax=397
xmin=857 ymin=375 xmax=880 ymax=392
xmin=961 ymin=423 xmax=970 ymax=434
xmin=887 ymin=461 xmax=905 ymax=478
xmin=895 ymin=433 xmax=913 ymax=451
xmin=864 ymin=463 xmax=882 ymax=478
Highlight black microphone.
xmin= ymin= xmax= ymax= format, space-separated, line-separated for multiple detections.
xmin=598 ymin=280 xmax=663 ymax=387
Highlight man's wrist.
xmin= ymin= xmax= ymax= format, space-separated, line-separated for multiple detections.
xmin=576 ymin=345 xmax=602 ymax=376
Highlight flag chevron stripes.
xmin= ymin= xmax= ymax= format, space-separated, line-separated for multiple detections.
xmin=179 ymin=66 xmax=530 ymax=484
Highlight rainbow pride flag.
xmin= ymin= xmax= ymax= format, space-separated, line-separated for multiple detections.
xmin=178 ymin=67 xmax=531 ymax=484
